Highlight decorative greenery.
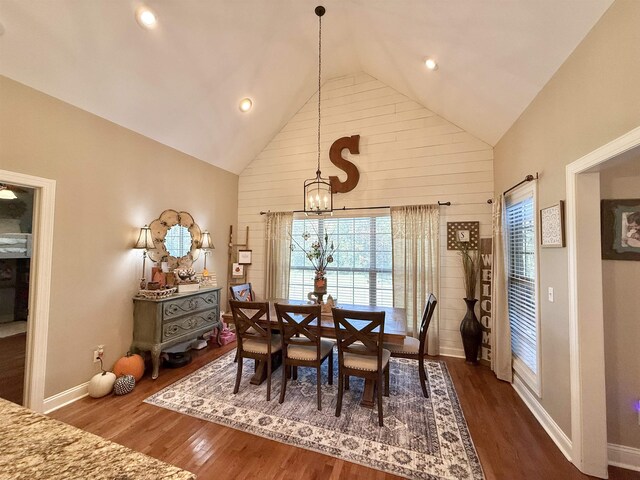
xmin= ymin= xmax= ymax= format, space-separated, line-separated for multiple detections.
xmin=458 ymin=242 xmax=480 ymax=299
xmin=290 ymin=227 xmax=336 ymax=276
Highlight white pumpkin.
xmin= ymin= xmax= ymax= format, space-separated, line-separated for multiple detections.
xmin=88 ymin=371 xmax=116 ymax=398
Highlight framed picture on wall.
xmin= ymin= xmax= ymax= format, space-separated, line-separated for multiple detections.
xmin=601 ymin=199 xmax=640 ymax=261
xmin=540 ymin=201 xmax=565 ymax=248
xmin=232 ymin=263 xmax=244 ymax=277
xmin=238 ymin=249 xmax=252 ymax=265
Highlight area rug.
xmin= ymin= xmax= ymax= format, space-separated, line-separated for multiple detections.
xmin=145 ymin=350 xmax=484 ymax=480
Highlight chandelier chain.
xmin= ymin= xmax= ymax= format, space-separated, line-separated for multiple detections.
xmin=317 ymin=12 xmax=322 ymax=173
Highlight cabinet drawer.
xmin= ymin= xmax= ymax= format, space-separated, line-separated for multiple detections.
xmin=162 ymin=308 xmax=219 ymax=342
xmin=162 ymin=290 xmax=219 ymax=320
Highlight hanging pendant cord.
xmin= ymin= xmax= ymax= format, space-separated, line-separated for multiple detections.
xmin=316 ymin=11 xmax=322 ymax=176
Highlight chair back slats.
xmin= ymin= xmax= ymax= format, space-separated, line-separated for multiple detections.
xmin=418 ymin=294 xmax=437 ymax=353
xmin=274 ymin=303 xmax=321 ymax=349
xmin=229 ymin=283 xmax=254 ymax=302
xmin=332 ymin=308 xmax=385 ymax=359
xmin=229 ymin=300 xmax=271 ymax=347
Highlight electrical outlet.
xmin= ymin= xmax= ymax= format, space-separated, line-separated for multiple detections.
xmin=93 ymin=345 xmax=104 ymax=363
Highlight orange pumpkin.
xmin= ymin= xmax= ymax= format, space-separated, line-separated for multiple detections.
xmin=113 ymin=352 xmax=145 ymax=381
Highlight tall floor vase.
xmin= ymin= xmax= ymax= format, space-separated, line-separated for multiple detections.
xmin=460 ymin=298 xmax=482 ymax=364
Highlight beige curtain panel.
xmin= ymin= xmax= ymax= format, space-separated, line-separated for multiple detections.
xmin=491 ymin=195 xmax=512 ymax=383
xmin=264 ymin=212 xmax=293 ymax=300
xmin=391 ymin=204 xmax=440 ymax=356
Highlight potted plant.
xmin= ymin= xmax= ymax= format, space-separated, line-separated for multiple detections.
xmin=290 ymin=229 xmax=336 ymax=303
xmin=459 ymin=242 xmax=482 ymax=364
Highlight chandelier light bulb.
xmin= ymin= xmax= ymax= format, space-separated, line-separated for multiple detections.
xmin=425 ymin=58 xmax=438 ymax=70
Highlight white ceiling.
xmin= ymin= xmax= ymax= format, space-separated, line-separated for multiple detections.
xmin=0 ymin=0 xmax=613 ymax=174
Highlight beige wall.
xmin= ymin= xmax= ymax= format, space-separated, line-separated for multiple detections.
xmin=0 ymin=76 xmax=238 ymax=398
xmin=239 ymin=72 xmax=494 ymax=358
xmin=600 ymin=158 xmax=640 ymax=449
xmin=494 ymin=0 xmax=640 ymax=438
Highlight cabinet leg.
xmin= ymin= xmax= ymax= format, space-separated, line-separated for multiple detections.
xmin=151 ymin=346 xmax=161 ymax=379
xmin=216 ymin=325 xmax=222 ymax=347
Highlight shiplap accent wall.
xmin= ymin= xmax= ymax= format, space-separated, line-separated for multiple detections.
xmin=237 ymin=72 xmax=493 ymax=357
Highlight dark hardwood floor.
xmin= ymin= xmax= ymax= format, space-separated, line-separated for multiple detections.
xmin=51 ymin=341 xmax=639 ymax=480
xmin=0 ymin=332 xmax=26 ymax=405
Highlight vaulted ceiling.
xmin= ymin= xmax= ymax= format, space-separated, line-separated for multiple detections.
xmin=0 ymin=0 xmax=613 ymax=174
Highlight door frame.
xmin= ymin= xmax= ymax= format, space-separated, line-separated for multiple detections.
xmin=0 ymin=169 xmax=56 ymax=412
xmin=566 ymin=125 xmax=640 ymax=477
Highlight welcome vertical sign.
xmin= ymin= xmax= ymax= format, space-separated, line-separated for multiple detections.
xmin=479 ymin=238 xmax=493 ymax=365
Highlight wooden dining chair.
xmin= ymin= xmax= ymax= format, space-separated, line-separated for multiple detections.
xmin=229 ymin=283 xmax=254 ymax=302
xmin=274 ymin=303 xmax=334 ymax=410
xmin=383 ymin=294 xmax=437 ymax=398
xmin=229 ymin=300 xmax=281 ymax=401
xmin=332 ymin=308 xmax=389 ymax=427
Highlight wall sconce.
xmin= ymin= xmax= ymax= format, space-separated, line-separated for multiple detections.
xmin=134 ymin=225 xmax=155 ymax=289
xmin=200 ymin=230 xmax=215 ymax=276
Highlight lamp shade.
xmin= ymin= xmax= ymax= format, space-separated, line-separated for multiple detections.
xmin=200 ymin=231 xmax=214 ymax=250
xmin=0 ymin=185 xmax=17 ymax=200
xmin=134 ymin=225 xmax=155 ymax=250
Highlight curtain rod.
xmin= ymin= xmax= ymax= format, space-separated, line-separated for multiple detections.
xmin=503 ymin=173 xmax=538 ymax=196
xmin=259 ymin=201 xmax=486 ymax=215
xmin=486 ymin=173 xmax=539 ymax=205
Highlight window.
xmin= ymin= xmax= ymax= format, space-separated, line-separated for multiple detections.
xmin=505 ymin=185 xmax=540 ymax=393
xmin=288 ymin=214 xmax=392 ymax=307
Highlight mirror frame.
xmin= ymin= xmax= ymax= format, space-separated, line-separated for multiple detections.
xmin=147 ymin=209 xmax=202 ymax=268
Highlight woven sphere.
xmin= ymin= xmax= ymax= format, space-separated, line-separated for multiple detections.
xmin=113 ymin=375 xmax=136 ymax=395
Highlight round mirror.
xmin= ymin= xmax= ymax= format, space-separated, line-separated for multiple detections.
xmin=165 ymin=225 xmax=191 ymax=258
xmin=147 ymin=210 xmax=201 ymax=268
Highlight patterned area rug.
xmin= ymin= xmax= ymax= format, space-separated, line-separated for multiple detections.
xmin=145 ymin=350 xmax=484 ymax=480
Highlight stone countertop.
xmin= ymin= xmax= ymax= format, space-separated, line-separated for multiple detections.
xmin=0 ymin=398 xmax=195 ymax=480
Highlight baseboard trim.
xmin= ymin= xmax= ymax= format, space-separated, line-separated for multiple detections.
xmin=608 ymin=443 xmax=640 ymax=471
xmin=512 ymin=374 xmax=572 ymax=462
xmin=438 ymin=346 xmax=465 ymax=359
xmin=43 ymin=382 xmax=89 ymax=414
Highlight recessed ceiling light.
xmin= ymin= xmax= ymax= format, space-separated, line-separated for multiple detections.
xmin=239 ymin=98 xmax=253 ymax=112
xmin=136 ymin=6 xmax=157 ymax=29
xmin=425 ymin=58 xmax=438 ymax=71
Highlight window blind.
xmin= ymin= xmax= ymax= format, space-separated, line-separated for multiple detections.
xmin=289 ymin=215 xmax=392 ymax=307
xmin=506 ymin=192 xmax=538 ymax=375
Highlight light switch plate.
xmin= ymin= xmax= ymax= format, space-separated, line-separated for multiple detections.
xmin=548 ymin=287 xmax=554 ymax=302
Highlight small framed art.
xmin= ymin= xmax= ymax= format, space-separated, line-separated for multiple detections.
xmin=238 ymin=249 xmax=252 ymax=265
xmin=540 ymin=201 xmax=565 ymax=248
xmin=601 ymin=199 xmax=640 ymax=261
xmin=232 ymin=263 xmax=244 ymax=277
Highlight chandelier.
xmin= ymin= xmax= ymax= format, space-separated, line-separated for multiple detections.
xmin=304 ymin=5 xmax=333 ymax=215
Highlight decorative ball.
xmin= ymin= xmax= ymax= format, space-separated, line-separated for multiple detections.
xmin=113 ymin=352 xmax=145 ymax=381
xmin=113 ymin=375 xmax=136 ymax=395
xmin=88 ymin=371 xmax=116 ymax=398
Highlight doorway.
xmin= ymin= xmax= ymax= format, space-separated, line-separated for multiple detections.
xmin=566 ymin=126 xmax=640 ymax=477
xmin=0 ymin=169 xmax=55 ymax=412
xmin=0 ymin=183 xmax=34 ymax=404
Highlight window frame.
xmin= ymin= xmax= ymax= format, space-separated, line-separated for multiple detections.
xmin=505 ymin=182 xmax=542 ymax=396
xmin=288 ymin=211 xmax=393 ymax=307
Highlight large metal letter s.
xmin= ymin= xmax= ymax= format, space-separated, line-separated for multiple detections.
xmin=329 ymin=135 xmax=360 ymax=194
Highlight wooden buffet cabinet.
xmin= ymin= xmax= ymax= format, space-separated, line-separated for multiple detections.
xmin=132 ymin=287 xmax=222 ymax=379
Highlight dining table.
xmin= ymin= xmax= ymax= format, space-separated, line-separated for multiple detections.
xmin=221 ymin=299 xmax=407 ymax=408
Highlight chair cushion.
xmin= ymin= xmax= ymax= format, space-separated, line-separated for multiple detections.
xmin=243 ymin=335 xmax=282 ymax=354
xmin=384 ymin=336 xmax=421 ymax=355
xmin=343 ymin=346 xmax=391 ymax=372
xmin=287 ymin=339 xmax=334 ymax=361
